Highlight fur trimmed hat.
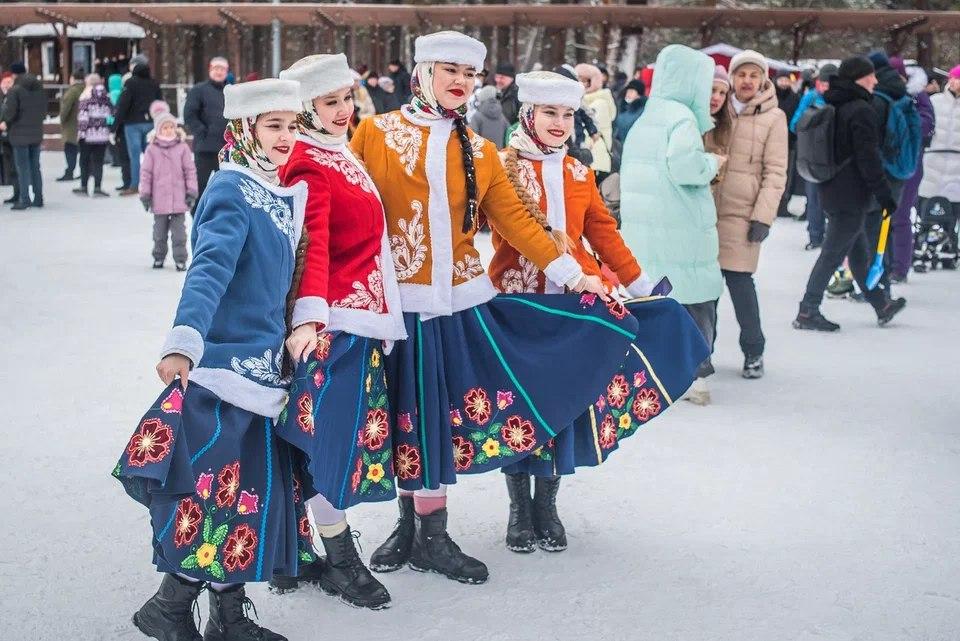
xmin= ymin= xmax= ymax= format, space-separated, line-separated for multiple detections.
xmin=729 ymin=49 xmax=769 ymax=78
xmin=279 ymin=53 xmax=354 ymax=101
xmin=414 ymin=31 xmax=487 ymax=70
xmin=516 ymin=70 xmax=584 ymax=109
xmin=223 ymin=78 xmax=302 ymax=119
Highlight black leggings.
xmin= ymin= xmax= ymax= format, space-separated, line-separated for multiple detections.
xmin=802 ymin=209 xmax=886 ymax=310
xmin=79 ymin=141 xmax=107 ymax=190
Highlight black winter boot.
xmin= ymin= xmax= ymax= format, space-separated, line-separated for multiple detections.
xmin=203 ymin=584 xmax=286 ymax=641
xmin=316 ymin=529 xmax=391 ymax=609
xmin=369 ymin=495 xmax=415 ymax=572
xmin=532 ymin=476 xmax=567 ymax=552
xmin=132 ymin=574 xmax=204 ymax=641
xmin=504 ymin=473 xmax=536 ymax=553
xmin=742 ymin=355 xmax=764 ymax=379
xmin=409 ymin=508 xmax=489 ymax=584
xmin=793 ymin=306 xmax=841 ymax=332
xmin=268 ymin=558 xmax=326 ymax=594
xmin=876 ymin=297 xmax=906 ymax=326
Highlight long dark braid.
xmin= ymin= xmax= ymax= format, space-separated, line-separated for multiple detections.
xmin=453 ymin=117 xmax=479 ymax=233
xmin=282 ymin=227 xmax=310 ymax=378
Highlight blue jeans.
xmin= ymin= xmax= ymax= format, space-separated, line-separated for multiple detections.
xmin=124 ymin=122 xmax=153 ymax=189
xmin=806 ymin=180 xmax=824 ymax=244
xmin=12 ymin=144 xmax=42 ymax=205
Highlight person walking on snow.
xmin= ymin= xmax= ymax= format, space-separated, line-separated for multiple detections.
xmin=57 ymin=68 xmax=85 ymax=182
xmin=576 ymin=63 xmax=617 ymax=183
xmin=139 ymin=110 xmax=197 ymax=271
xmin=794 ymin=56 xmax=907 ymax=332
xmin=183 ymin=57 xmax=229 ymax=214
xmin=114 ymin=62 xmax=162 ymax=195
xmin=620 ymin=45 xmax=725 ymax=405
xmin=0 ymin=62 xmax=46 ymax=210
xmin=73 ymin=74 xmax=113 ymax=198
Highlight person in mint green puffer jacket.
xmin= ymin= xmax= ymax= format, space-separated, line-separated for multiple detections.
xmin=619 ymin=44 xmax=723 ymax=403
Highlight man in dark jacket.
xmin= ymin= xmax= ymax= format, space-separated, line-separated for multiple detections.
xmin=794 ymin=56 xmax=906 ymax=331
xmin=114 ymin=62 xmax=161 ymax=194
xmin=387 ymin=60 xmax=412 ymax=103
xmin=0 ymin=63 xmax=47 ymax=209
xmin=775 ymin=70 xmax=801 ymax=217
xmin=58 ymin=68 xmax=86 ymax=181
xmin=183 ymin=56 xmax=229 ymax=213
xmin=495 ymin=63 xmax=521 ymax=124
xmin=0 ymin=72 xmax=19 ymax=204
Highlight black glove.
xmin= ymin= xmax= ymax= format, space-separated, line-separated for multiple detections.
xmin=185 ymin=193 xmax=198 ymax=209
xmin=747 ymin=221 xmax=770 ymax=243
xmin=879 ymin=196 xmax=898 ymax=216
xmin=140 ymin=197 xmax=151 ymax=212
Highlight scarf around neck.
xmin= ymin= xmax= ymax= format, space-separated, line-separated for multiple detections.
xmin=218 ymin=117 xmax=280 ymax=184
xmin=509 ymin=103 xmax=566 ymax=156
xmin=297 ymin=99 xmax=348 ymax=146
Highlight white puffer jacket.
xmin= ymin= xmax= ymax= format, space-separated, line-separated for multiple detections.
xmin=919 ymin=88 xmax=960 ymax=202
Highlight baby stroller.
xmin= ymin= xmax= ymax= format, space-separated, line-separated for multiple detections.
xmin=913 ymin=195 xmax=959 ymax=272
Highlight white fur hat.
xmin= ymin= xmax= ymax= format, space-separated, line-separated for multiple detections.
xmin=517 ymin=71 xmax=584 ymax=109
xmin=279 ymin=53 xmax=354 ymax=101
xmin=729 ymin=49 xmax=769 ymax=78
xmin=414 ymin=31 xmax=487 ymax=70
xmin=223 ymin=79 xmax=302 ymax=119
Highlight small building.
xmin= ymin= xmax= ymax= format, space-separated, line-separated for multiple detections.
xmin=8 ymin=21 xmax=145 ymax=81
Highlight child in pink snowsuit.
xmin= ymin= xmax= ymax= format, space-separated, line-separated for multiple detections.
xmin=139 ymin=110 xmax=198 ymax=271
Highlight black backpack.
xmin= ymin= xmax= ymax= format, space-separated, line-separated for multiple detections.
xmin=796 ymin=103 xmax=849 ymax=184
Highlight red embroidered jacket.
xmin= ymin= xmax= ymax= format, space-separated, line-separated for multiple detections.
xmin=279 ymin=135 xmax=406 ymax=343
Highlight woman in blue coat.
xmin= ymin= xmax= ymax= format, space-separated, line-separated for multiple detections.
xmin=112 ymin=79 xmax=307 ymax=641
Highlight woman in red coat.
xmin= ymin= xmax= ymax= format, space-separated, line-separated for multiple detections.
xmin=271 ymin=53 xmax=407 ymax=610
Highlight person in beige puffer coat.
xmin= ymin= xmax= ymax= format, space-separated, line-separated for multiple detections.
xmin=704 ymin=50 xmax=787 ymax=379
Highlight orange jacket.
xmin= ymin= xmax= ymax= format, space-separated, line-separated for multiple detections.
xmin=488 ymin=152 xmax=645 ymax=295
xmin=351 ymin=109 xmax=582 ymax=316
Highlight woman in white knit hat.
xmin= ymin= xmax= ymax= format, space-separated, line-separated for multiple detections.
xmin=352 ymin=30 xmax=644 ymax=585
xmin=488 ymin=71 xmax=708 ymax=553
xmin=113 ymin=78 xmax=306 ymax=641
xmin=268 ymin=53 xmax=406 ymax=610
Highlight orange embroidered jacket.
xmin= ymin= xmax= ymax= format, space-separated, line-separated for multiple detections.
xmin=351 ymin=108 xmax=583 ymax=317
xmin=488 ymin=151 xmax=647 ymax=295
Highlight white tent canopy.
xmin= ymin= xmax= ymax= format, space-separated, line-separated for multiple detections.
xmin=700 ymin=43 xmax=802 ymax=73
xmin=9 ymin=22 xmax=145 ymax=39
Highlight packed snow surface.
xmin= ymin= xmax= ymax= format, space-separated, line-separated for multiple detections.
xmin=2 ymin=154 xmax=958 ymax=641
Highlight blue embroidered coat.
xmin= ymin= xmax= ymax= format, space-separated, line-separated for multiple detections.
xmin=161 ymin=163 xmax=307 ymax=418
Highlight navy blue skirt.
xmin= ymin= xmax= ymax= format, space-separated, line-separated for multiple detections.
xmin=113 ymin=383 xmax=314 ymax=584
xmin=386 ymin=293 xmax=639 ymax=491
xmin=275 ymin=331 xmax=397 ymax=510
xmin=502 ymin=297 xmax=710 ymax=476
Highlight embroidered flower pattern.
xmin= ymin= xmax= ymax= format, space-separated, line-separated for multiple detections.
xmin=314 ymin=331 xmax=332 ymax=361
xmin=231 ymin=348 xmax=284 ymax=386
xmin=501 ymin=415 xmax=536 ymax=453
xmin=375 ymin=112 xmax=422 ymax=175
xmin=501 ymin=255 xmax=541 ymax=294
xmin=634 ymin=371 xmax=647 ymax=388
xmin=126 ymin=418 xmax=174 ymax=468
xmin=606 ymin=299 xmax=629 ymax=320
xmin=305 ymin=147 xmax=375 ymax=192
xmin=463 ymin=387 xmax=492 ymax=426
xmin=453 ymin=254 xmax=484 ymax=281
xmin=452 ymin=435 xmax=475 ymax=471
xmin=223 ymin=524 xmax=258 ymax=572
xmin=299 ymin=516 xmax=312 ymax=539
xmin=361 ymin=408 xmax=389 ymax=450
xmin=598 ymin=415 xmax=617 ymax=450
xmin=496 ymin=391 xmax=514 ymax=410
xmin=516 ymin=159 xmax=543 ymax=204
xmin=296 ymin=392 xmax=314 ymax=435
xmin=215 ymin=461 xmax=240 ymax=509
xmin=395 ymin=444 xmax=422 ymax=480
xmin=333 ymin=256 xmax=386 ymax=313
xmin=469 ymin=133 xmax=486 ymax=158
xmin=631 ymin=388 xmax=661 ymax=423
xmin=174 ymin=498 xmax=203 ymax=548
xmin=160 ymin=388 xmax=183 ymax=414
xmin=567 ymin=158 xmax=589 ymax=182
xmin=390 ymin=200 xmax=428 ymax=280
xmin=606 ymin=375 xmax=630 ymax=409
xmin=592 ymin=366 xmax=669 ymax=454
xmin=397 ymin=412 xmax=414 ymax=433
xmin=580 ymin=293 xmax=598 ymax=307
xmin=237 ymin=178 xmax=295 ymax=250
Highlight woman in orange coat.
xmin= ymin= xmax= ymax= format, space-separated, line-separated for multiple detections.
xmin=490 ymin=71 xmax=709 ymax=554
xmin=351 ymin=31 xmax=644 ymax=586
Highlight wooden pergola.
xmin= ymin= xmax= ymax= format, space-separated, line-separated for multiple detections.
xmin=4 ymin=3 xmax=959 ymax=83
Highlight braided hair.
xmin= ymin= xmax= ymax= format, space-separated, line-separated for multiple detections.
xmin=501 ymin=147 xmax=572 ymax=254
xmin=453 ymin=118 xmax=480 ymax=233
xmin=282 ymin=227 xmax=310 ymax=378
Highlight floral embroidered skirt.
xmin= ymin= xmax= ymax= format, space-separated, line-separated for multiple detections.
xmin=112 ymin=382 xmax=314 ymax=584
xmin=502 ymin=297 xmax=710 ymax=477
xmin=386 ymin=293 xmax=640 ymax=491
xmin=275 ymin=331 xmax=397 ymax=511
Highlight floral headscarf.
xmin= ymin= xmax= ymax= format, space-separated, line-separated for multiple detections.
xmin=509 ymin=104 xmax=564 ymax=157
xmin=408 ymin=62 xmax=468 ymax=121
xmin=218 ymin=117 xmax=279 ymax=184
xmin=297 ymin=99 xmax=347 ymax=146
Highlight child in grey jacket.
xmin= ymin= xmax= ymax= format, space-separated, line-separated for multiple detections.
xmin=468 ymin=85 xmax=510 ymax=149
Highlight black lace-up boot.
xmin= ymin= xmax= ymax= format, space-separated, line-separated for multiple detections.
xmin=316 ymin=528 xmax=391 ymax=609
xmin=203 ymin=584 xmax=286 ymax=641
xmin=532 ymin=476 xmax=567 ymax=552
xmin=268 ymin=557 xmax=326 ymax=594
xmin=132 ymin=574 xmax=204 ymax=641
xmin=408 ymin=508 xmax=489 ymax=584
xmin=369 ymin=495 xmax=415 ymax=572
xmin=504 ymin=473 xmax=536 ymax=553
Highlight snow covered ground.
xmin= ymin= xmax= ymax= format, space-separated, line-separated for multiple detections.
xmin=2 ymin=154 xmax=959 ymax=641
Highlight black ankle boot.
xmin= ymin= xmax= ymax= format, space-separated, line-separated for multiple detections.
xmin=315 ymin=528 xmax=391 ymax=609
xmin=268 ymin=558 xmax=326 ymax=594
xmin=504 ymin=473 xmax=536 ymax=553
xmin=203 ymin=584 xmax=286 ymax=641
xmin=409 ymin=508 xmax=489 ymax=584
xmin=132 ymin=574 xmax=204 ymax=641
xmin=369 ymin=495 xmax=415 ymax=572
xmin=532 ymin=476 xmax=567 ymax=552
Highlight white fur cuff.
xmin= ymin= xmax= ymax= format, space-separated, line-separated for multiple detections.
xmin=292 ymin=297 xmax=330 ymax=329
xmin=625 ymin=273 xmax=655 ymax=298
xmin=161 ymin=325 xmax=204 ymax=367
xmin=544 ymin=254 xmax=584 ymax=289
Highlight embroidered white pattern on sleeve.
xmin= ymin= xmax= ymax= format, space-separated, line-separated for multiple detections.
xmin=390 ymin=200 xmax=428 ymax=280
xmin=501 ymin=255 xmax=541 ymax=293
xmin=231 ymin=348 xmax=285 ymax=386
xmin=453 ymin=254 xmax=484 ymax=281
xmin=238 ymin=179 xmax=296 ymax=250
xmin=332 ymin=257 xmax=386 ymax=313
xmin=375 ymin=113 xmax=422 ymax=176
xmin=304 ymin=147 xmax=375 ymax=193
xmin=567 ymin=158 xmax=589 ymax=182
xmin=517 ymin=159 xmax=543 ymax=204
